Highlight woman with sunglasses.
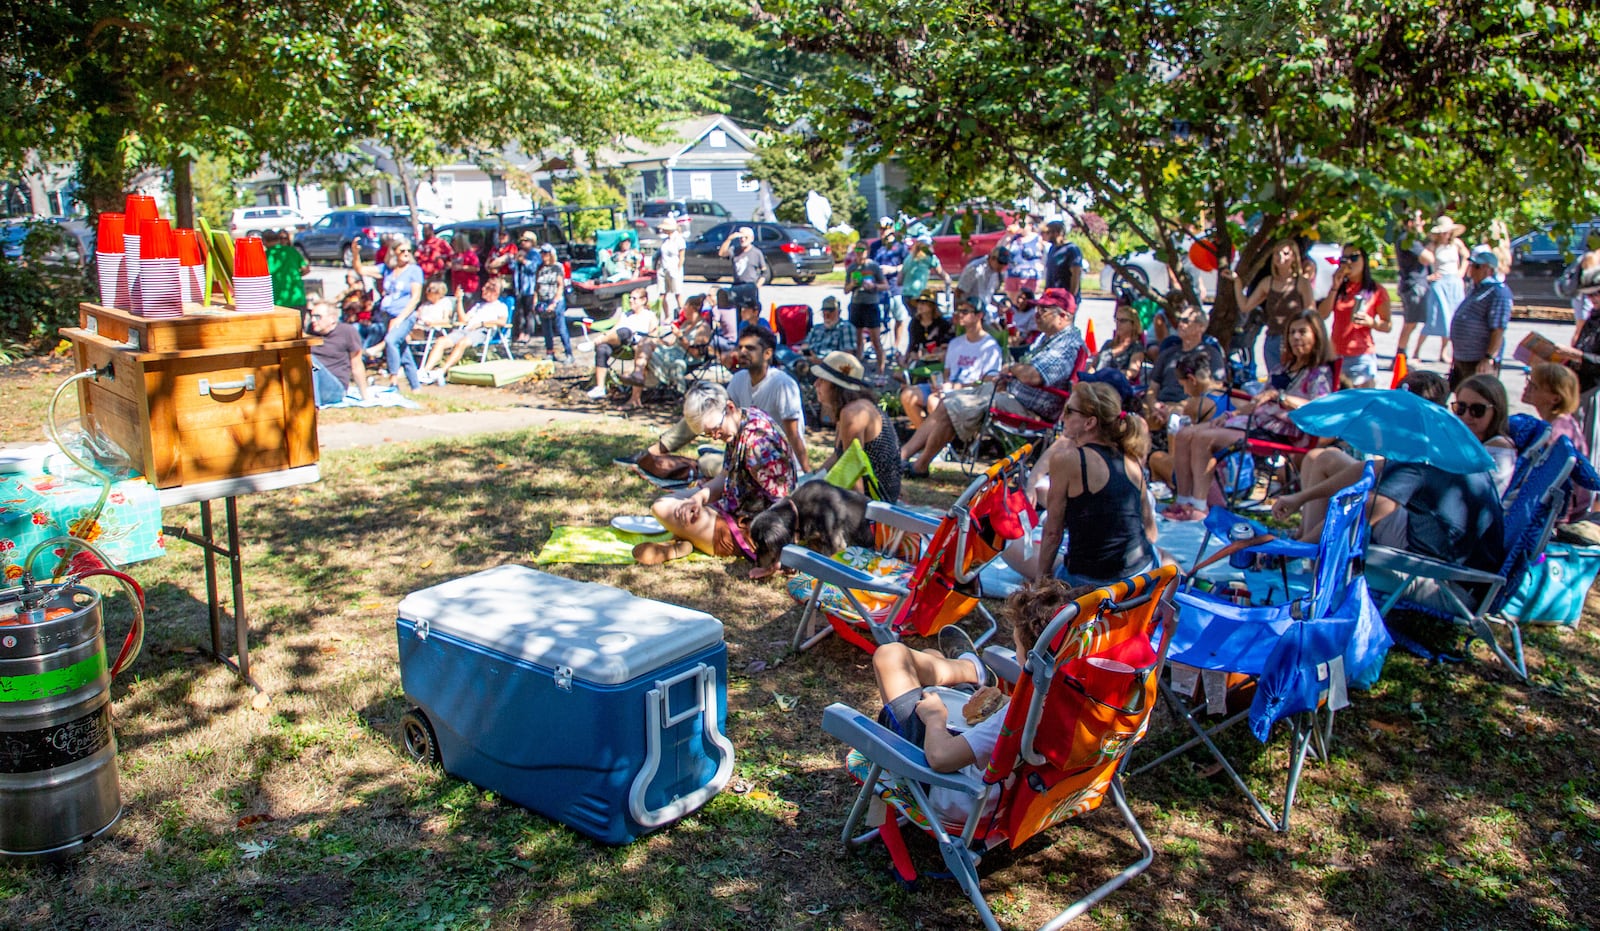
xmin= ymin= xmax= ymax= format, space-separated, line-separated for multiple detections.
xmin=1091 ymin=302 xmax=1148 ymax=385
xmin=1165 ymin=311 xmax=1335 ymax=519
xmin=1006 ymin=382 xmax=1157 ymax=585
xmin=1454 ymin=374 xmax=1518 ymax=495
xmin=1317 ymin=245 xmax=1392 ymax=388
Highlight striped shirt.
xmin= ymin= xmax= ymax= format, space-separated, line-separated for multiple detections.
xmin=1448 ymin=278 xmax=1512 ymax=363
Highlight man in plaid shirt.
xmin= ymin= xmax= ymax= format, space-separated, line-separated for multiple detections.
xmin=900 ymin=289 xmax=1083 ymax=476
xmin=1447 ymin=245 xmax=1512 ymax=389
xmin=800 ymin=296 xmax=860 ymax=362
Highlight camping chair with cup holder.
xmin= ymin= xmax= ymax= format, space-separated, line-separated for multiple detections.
xmin=1131 ymin=462 xmax=1392 ymax=832
xmin=782 ymin=446 xmax=1038 ymax=653
xmin=820 ymin=567 xmax=1179 ymax=931
xmin=946 ymin=376 xmax=1073 ymax=476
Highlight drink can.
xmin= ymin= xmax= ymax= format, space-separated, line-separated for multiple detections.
xmin=1228 ymin=522 xmax=1256 ymax=570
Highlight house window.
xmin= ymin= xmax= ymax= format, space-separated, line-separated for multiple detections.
xmin=736 ymin=174 xmax=759 ymax=193
xmin=708 ymin=130 xmax=727 ymax=148
xmin=689 ymin=173 xmax=713 ymax=200
xmin=490 ymin=175 xmax=507 ymax=198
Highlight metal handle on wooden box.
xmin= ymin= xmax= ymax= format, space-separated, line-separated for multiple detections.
xmin=628 ymin=664 xmax=734 ymax=829
xmin=197 ymin=375 xmax=256 ymax=397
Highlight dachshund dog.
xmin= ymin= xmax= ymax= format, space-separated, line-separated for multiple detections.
xmin=748 ymin=481 xmax=873 ymax=570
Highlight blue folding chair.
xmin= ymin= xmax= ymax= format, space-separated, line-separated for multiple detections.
xmin=1365 ymin=436 xmax=1582 ymax=682
xmin=1132 ymin=461 xmax=1391 ymax=831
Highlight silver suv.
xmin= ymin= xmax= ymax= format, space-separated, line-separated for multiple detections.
xmin=229 ymin=205 xmax=311 ymax=238
xmin=632 ymin=199 xmax=730 ymax=251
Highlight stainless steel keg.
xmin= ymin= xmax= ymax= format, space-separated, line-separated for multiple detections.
xmin=0 ymin=579 xmax=122 ymax=860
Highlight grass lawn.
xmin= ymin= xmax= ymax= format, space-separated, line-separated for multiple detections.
xmin=1 ymin=361 xmax=1598 ymax=929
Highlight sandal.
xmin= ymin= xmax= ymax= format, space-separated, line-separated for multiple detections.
xmin=618 ymin=401 xmax=644 ymax=412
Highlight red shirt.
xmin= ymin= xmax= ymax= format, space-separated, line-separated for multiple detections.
xmin=485 ymin=243 xmax=518 ymax=282
xmin=449 ymin=247 xmax=481 ymax=295
xmin=416 ymin=235 xmax=454 ymax=278
xmin=1329 ymin=284 xmax=1390 ymax=357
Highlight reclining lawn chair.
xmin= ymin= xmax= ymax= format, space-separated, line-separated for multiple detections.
xmin=784 ymin=446 xmax=1036 ymax=653
xmin=948 ymin=376 xmax=1073 ymax=475
xmin=1132 ymin=462 xmax=1391 ymax=832
xmin=820 ymin=566 xmax=1178 ymax=931
xmin=1365 ymin=436 xmax=1581 ymax=682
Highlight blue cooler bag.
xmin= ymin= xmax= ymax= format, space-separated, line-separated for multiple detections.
xmin=1500 ymin=542 xmax=1600 ymax=628
xmin=395 ymin=565 xmax=733 ymax=843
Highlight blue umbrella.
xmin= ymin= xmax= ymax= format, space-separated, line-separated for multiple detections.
xmin=1288 ymin=389 xmax=1495 ymax=474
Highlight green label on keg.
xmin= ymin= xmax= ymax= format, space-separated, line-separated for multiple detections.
xmin=0 ymin=652 xmax=107 ymax=703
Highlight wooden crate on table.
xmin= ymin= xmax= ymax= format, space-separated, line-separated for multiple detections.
xmin=62 ymin=302 xmax=320 ymax=489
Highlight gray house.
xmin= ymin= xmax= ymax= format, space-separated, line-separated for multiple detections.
xmin=602 ymin=115 xmax=766 ymax=220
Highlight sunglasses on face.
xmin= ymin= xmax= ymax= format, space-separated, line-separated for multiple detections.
xmin=1452 ymin=401 xmax=1492 ymax=418
xmin=1339 ymin=254 xmax=1362 ymax=264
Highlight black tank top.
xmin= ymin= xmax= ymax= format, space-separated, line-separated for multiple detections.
xmin=844 ymin=407 xmax=902 ymax=503
xmin=1061 ymin=443 xmax=1150 ymax=582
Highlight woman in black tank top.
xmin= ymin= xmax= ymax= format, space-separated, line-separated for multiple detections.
xmin=1030 ymin=382 xmax=1158 ymax=584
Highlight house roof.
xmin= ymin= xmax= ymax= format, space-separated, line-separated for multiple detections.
xmin=596 ymin=115 xmax=758 ymax=167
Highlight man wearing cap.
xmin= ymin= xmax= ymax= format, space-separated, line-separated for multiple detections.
xmin=899 ymin=288 xmax=1084 ymax=476
xmin=800 ymin=295 xmax=859 ymax=365
xmin=955 ymin=246 xmax=1010 ymax=314
xmin=656 ymin=217 xmax=686 ymax=316
xmin=870 ymin=218 xmax=911 ymax=358
xmin=719 ymin=225 xmax=770 ymax=305
xmin=1447 ymin=245 xmax=1512 ymax=388
xmin=901 ymin=234 xmax=950 ymax=304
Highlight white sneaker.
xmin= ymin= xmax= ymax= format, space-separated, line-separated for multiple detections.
xmin=586 ymin=384 xmax=606 ymax=400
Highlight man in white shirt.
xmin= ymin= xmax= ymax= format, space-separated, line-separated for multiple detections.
xmin=656 ymin=218 xmax=686 ymax=316
xmin=727 ymin=326 xmax=810 ymax=472
xmin=954 ymin=246 xmax=1011 ymax=313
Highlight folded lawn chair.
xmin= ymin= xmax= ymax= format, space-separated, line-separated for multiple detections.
xmin=1365 ymin=436 xmax=1580 ymax=682
xmin=821 ymin=566 xmax=1179 ymax=931
xmin=784 ymin=446 xmax=1036 ymax=653
xmin=1133 ymin=462 xmax=1391 ymax=832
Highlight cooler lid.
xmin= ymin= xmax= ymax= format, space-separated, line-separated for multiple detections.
xmin=396 ymin=565 xmax=723 ymax=686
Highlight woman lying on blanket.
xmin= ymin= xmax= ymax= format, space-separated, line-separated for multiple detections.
xmin=1165 ymin=310 xmax=1336 ymax=520
xmin=636 ymin=382 xmax=797 ymax=568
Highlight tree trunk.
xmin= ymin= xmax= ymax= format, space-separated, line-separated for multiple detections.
xmin=394 ymin=160 xmax=420 ymax=242
xmin=171 ymin=152 xmax=194 ymax=229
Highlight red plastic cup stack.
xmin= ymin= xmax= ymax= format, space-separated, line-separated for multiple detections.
xmin=122 ymin=194 xmax=160 ymax=302
xmin=133 ymin=219 xmax=182 ymax=318
xmin=95 ymin=212 xmax=129 ymax=309
xmin=174 ymin=229 xmax=206 ymax=305
xmin=232 ymin=236 xmax=273 ymax=313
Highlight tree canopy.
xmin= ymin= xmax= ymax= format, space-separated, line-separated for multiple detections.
xmin=761 ymin=0 xmax=1600 ymax=331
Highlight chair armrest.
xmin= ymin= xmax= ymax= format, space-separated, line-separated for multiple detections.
xmin=820 ymin=703 xmax=986 ymax=795
xmin=983 ymin=645 xmax=1022 ymax=684
xmin=779 ymin=545 xmax=910 ymax=597
xmin=866 ymin=501 xmax=942 ymax=535
xmin=1365 ymin=544 xmax=1505 ymax=587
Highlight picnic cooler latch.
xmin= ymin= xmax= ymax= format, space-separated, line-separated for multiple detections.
xmin=627 ymin=663 xmax=734 ymax=828
xmin=554 ymin=665 xmax=574 ymax=691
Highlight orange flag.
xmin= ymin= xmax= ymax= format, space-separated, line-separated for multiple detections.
xmin=1389 ymin=351 xmax=1408 ymax=389
xmin=1084 ymin=318 xmax=1098 ymax=356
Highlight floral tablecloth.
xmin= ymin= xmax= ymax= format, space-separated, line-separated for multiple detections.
xmin=0 ymin=459 xmax=166 ymax=580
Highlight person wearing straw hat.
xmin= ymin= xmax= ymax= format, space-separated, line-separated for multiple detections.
xmin=656 ymin=217 xmax=687 ymax=316
xmin=814 ymin=350 xmax=902 ymax=503
xmin=1418 ymin=215 xmax=1470 ymax=363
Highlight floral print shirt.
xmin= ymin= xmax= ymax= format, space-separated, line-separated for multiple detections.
xmin=720 ymin=407 xmax=796 ymax=519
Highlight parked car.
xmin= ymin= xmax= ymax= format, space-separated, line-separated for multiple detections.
xmin=436 ymin=213 xmax=572 ymax=266
xmin=1507 ymin=221 xmax=1600 ymax=306
xmin=229 ymin=205 xmax=312 ymax=239
xmin=0 ymin=217 xmax=92 ymax=266
xmin=294 ymin=208 xmax=415 ymax=265
xmin=681 ymin=221 xmax=833 ymax=284
xmin=632 ymin=199 xmax=732 ymax=252
xmin=1098 ymin=239 xmax=1342 ymax=303
xmin=915 ymin=207 xmax=1015 ymax=274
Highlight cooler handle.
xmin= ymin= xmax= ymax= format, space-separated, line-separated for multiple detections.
xmin=628 ymin=664 xmax=734 ymax=829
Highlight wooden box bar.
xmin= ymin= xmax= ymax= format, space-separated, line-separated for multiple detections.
xmin=63 ymin=303 xmax=319 ymax=489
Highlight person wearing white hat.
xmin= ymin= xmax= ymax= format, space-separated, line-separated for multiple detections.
xmin=656 ymin=217 xmax=686 ymax=316
xmin=1418 ymin=215 xmax=1470 ymax=363
xmin=718 ymin=225 xmax=769 ymax=306
xmin=1446 ymin=245 xmax=1512 ymax=389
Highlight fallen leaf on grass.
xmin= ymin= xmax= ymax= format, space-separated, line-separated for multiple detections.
xmin=237 ymin=839 xmax=275 ymax=860
xmin=772 ymin=693 xmax=798 ymax=712
xmin=744 ymin=660 xmax=767 ymax=674
xmin=1366 ymin=719 xmax=1402 ymax=734
xmin=420 ymin=560 xmax=433 ymax=569
xmin=236 ymin=814 xmax=275 ymax=829
xmin=319 ymin=644 xmax=339 ymax=654
xmin=746 ymin=790 xmax=774 ymax=801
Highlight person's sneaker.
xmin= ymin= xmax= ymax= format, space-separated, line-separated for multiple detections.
xmin=937 ymin=626 xmax=988 ymax=686
xmin=586 ymin=384 xmax=607 ymax=400
xmin=561 ymin=353 xmax=575 ymax=365
xmin=1149 ymin=481 xmax=1173 ymax=502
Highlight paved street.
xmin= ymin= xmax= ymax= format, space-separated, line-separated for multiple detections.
xmin=308 ymin=264 xmax=1571 ymax=417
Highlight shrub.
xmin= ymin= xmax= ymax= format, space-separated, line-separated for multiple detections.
xmin=825 ymin=224 xmax=859 ymax=263
xmin=0 ymin=224 xmax=94 ymax=353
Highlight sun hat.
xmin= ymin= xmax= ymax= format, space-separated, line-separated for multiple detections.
xmin=539 ymin=243 xmax=555 ymax=254
xmin=1468 ymin=245 xmax=1499 ymax=270
xmin=656 ymin=218 xmax=681 ymax=232
xmin=1429 ymin=216 xmax=1466 ymax=237
xmin=519 ymin=231 xmax=537 ymax=242
xmin=813 ymin=350 xmax=869 ymax=390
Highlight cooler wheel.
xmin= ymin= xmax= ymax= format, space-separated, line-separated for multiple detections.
xmin=400 ymin=709 xmax=441 ymax=766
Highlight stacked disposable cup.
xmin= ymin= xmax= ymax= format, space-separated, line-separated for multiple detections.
xmin=232 ymin=236 xmax=272 ymax=313
xmin=95 ymin=213 xmax=129 ymax=309
xmin=133 ymin=219 xmax=182 ymax=318
xmin=122 ymin=194 xmax=159 ymax=303
xmin=174 ymin=229 xmax=205 ymax=305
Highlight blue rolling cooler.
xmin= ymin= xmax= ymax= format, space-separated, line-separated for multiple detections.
xmin=395 ymin=565 xmax=733 ymax=844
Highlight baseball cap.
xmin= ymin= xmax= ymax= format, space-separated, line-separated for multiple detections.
xmin=1036 ymin=288 xmax=1077 ymax=313
xmin=878 ymin=216 xmax=893 ymax=228
xmin=989 ymin=245 xmax=1012 ymax=265
xmin=538 ymin=243 xmax=556 ymax=254
xmin=1468 ymin=245 xmax=1499 ymax=270
xmin=820 ymin=295 xmax=841 ymax=312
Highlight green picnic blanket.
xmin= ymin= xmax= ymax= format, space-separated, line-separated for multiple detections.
xmin=446 ymin=359 xmax=549 ymax=387
xmin=534 ymin=525 xmax=710 ymax=565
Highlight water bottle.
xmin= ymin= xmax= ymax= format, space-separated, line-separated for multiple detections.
xmin=1227 ymin=521 xmax=1256 ymax=570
